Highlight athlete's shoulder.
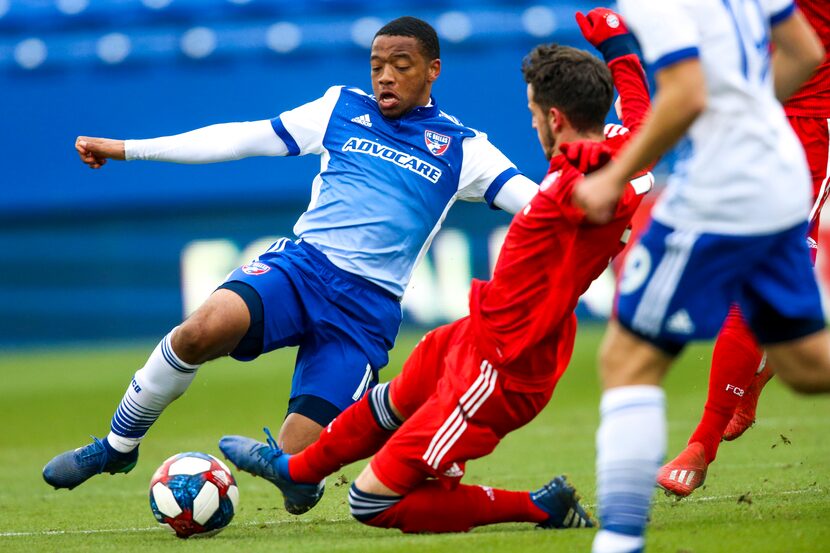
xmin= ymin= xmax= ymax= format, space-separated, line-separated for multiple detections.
xmin=437 ymin=109 xmax=464 ymax=127
xmin=338 ymin=85 xmax=371 ymax=98
xmin=427 ymin=105 xmax=480 ymax=138
xmin=333 ymin=85 xmax=378 ymax=106
xmin=603 ymin=124 xmax=632 ymax=153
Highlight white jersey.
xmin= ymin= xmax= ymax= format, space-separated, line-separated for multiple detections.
xmin=620 ymin=0 xmax=812 ymax=235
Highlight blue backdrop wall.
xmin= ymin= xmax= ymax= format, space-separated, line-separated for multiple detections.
xmin=0 ymin=1 xmax=620 ymax=346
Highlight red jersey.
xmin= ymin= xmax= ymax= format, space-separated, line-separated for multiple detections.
xmin=468 ymin=54 xmax=652 ymax=389
xmin=785 ymin=0 xmax=830 ymax=117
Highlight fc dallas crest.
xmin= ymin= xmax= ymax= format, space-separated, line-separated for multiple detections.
xmin=424 ymin=130 xmax=451 ymax=156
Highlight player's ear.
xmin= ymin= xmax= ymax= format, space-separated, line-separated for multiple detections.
xmin=427 ymin=58 xmax=441 ymax=82
xmin=548 ymin=106 xmax=565 ymax=134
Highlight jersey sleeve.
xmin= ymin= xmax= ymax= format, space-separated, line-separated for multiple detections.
xmin=607 ymin=54 xmax=650 ymax=133
xmin=762 ymin=0 xmax=796 ymax=26
xmin=456 ymin=132 xmax=522 ymax=208
xmin=619 ymin=0 xmax=701 ymax=72
xmin=269 ymin=85 xmax=343 ymax=156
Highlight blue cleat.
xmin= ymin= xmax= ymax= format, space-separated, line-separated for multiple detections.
xmin=530 ymin=475 xmax=596 ymax=529
xmin=43 ymin=437 xmax=138 ymax=490
xmin=219 ymin=428 xmax=324 ymax=515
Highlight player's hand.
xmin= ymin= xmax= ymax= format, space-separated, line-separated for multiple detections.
xmin=560 ymin=141 xmax=613 ymax=174
xmin=575 ymin=8 xmax=630 ymax=49
xmin=75 ymin=136 xmax=126 ymax=169
xmin=573 ymin=165 xmax=627 ymax=224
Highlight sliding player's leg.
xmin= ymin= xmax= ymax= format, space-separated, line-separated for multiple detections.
xmin=350 ymin=469 xmax=592 ymax=533
xmin=348 ymin=345 xmax=593 ymax=533
xmin=220 ymin=320 xmax=460 ymax=513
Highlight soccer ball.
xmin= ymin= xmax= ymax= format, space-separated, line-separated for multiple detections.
xmin=149 ymin=452 xmax=240 ymax=538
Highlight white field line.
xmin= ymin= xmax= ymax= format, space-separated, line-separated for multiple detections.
xmin=1 ymin=488 xmax=823 ymax=538
xmin=0 ymin=516 xmax=351 ymax=538
xmin=583 ymin=486 xmax=824 ymax=509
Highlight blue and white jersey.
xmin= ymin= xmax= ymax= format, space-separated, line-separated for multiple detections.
xmin=620 ymin=0 xmax=812 ymax=236
xmin=271 ymin=85 xmax=521 ymax=297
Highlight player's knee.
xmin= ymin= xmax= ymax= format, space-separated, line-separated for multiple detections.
xmin=767 ymin=336 xmax=830 ymax=394
xmin=775 ymin=365 xmax=825 ymax=395
xmin=172 ymin=317 xmax=216 ymax=364
xmin=348 ymin=483 xmax=400 ymax=528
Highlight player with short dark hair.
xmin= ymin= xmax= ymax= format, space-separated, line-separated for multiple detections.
xmin=42 ymin=16 xmax=541 ymax=501
xmin=219 ymin=9 xmax=654 ymax=533
xmin=522 ymin=43 xmax=615 ymax=135
xmin=376 ymin=15 xmax=440 ymax=61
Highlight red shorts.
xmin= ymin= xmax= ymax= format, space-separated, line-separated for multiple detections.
xmin=788 ymin=115 xmax=830 ymax=251
xmin=370 ymin=317 xmax=557 ymax=495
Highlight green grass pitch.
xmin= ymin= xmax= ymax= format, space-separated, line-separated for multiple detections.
xmin=1 ymin=325 xmax=828 ymax=552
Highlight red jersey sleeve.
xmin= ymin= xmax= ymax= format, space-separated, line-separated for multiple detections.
xmin=607 ymin=53 xmax=651 ymax=133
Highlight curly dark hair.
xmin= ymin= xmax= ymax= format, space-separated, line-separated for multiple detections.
xmin=522 ymin=44 xmax=613 ymax=133
xmin=375 ymin=16 xmax=440 ymax=60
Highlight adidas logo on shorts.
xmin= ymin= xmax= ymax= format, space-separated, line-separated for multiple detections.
xmin=666 ymin=309 xmax=695 ymax=335
xmin=351 ymin=114 xmax=372 ymax=127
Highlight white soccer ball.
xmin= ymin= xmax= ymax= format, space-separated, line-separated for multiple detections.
xmin=149 ymin=452 xmax=239 ymax=538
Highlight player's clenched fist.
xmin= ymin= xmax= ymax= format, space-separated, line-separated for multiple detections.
xmin=75 ymin=136 xmax=126 ymax=169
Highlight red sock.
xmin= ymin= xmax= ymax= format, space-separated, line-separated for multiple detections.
xmin=689 ymin=305 xmax=763 ymax=463
xmin=364 ymin=480 xmax=547 ymax=533
xmin=288 ymin=394 xmax=392 ymax=483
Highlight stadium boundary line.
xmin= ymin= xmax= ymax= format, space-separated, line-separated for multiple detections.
xmin=0 ymin=488 xmax=824 ymax=538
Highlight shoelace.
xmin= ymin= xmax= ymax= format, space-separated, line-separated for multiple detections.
xmin=257 ymin=427 xmax=284 ymax=466
xmin=77 ymin=436 xmax=108 ymax=474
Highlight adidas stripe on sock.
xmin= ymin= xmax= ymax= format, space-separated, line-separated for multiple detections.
xmin=348 ymin=483 xmax=401 ymax=521
xmin=107 ymin=330 xmax=201 ymax=453
xmin=368 ymin=382 xmax=402 ymax=431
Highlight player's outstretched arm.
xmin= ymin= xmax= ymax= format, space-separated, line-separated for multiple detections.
xmin=75 ymin=120 xmax=288 ymax=170
xmin=576 ymin=8 xmax=649 ymax=132
xmin=770 ymin=8 xmax=824 ymax=102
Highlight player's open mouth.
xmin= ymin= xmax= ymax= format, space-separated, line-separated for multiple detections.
xmin=378 ymin=92 xmax=400 ymax=110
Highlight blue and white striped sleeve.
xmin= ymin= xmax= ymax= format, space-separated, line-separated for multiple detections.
xmin=270 ymin=85 xmax=342 ymax=156
xmin=619 ymin=0 xmax=701 ymax=73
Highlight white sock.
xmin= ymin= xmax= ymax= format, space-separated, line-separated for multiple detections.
xmin=592 ymin=385 xmax=666 ymax=553
xmin=107 ymin=330 xmax=200 ymax=453
xmin=593 ymin=530 xmax=646 ymax=553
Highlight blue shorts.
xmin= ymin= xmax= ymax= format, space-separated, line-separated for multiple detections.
xmin=221 ymin=239 xmax=402 ymax=424
xmin=616 ymin=220 xmax=825 ymax=355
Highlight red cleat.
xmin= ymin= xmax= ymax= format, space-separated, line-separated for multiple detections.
xmin=657 ymin=442 xmax=707 ymax=498
xmin=722 ymin=364 xmax=774 ymax=441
